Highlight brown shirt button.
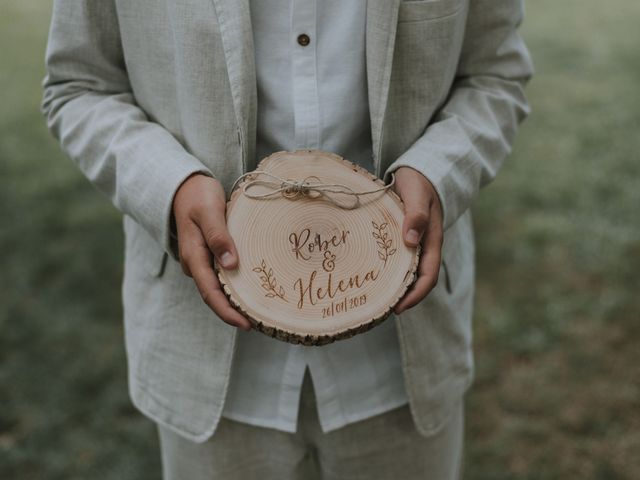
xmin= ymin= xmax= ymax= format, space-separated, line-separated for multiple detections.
xmin=297 ymin=34 xmax=311 ymax=47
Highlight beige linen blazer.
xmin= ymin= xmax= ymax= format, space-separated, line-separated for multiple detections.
xmin=42 ymin=0 xmax=533 ymax=442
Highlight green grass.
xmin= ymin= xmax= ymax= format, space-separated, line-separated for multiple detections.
xmin=1 ymin=0 xmax=639 ymax=478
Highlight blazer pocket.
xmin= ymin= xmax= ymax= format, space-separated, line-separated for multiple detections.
xmin=442 ymin=258 xmax=453 ymax=294
xmin=440 ymin=225 xmax=462 ymax=295
xmin=123 ymin=215 xmax=168 ymax=278
xmin=398 ymin=0 xmax=464 ymax=22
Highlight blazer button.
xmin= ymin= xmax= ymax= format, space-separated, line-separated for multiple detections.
xmin=297 ymin=34 xmax=310 ymax=47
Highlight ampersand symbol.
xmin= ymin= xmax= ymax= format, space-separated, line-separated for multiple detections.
xmin=322 ymin=250 xmax=336 ymax=272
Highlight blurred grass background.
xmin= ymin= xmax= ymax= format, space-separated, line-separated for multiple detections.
xmin=1 ymin=0 xmax=639 ymax=478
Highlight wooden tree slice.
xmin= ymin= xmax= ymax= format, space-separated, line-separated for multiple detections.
xmin=215 ymin=150 xmax=420 ymax=346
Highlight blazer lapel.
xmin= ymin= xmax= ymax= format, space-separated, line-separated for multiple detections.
xmin=211 ymin=0 xmax=257 ymax=172
xmin=366 ymin=0 xmax=401 ymax=178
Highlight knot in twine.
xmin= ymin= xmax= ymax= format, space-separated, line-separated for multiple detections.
xmin=230 ymin=170 xmax=396 ymax=210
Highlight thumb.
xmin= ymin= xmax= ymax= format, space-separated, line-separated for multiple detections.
xmin=402 ymin=201 xmax=430 ymax=248
xmin=393 ymin=167 xmax=431 ymax=248
xmin=197 ymin=204 xmax=239 ymax=270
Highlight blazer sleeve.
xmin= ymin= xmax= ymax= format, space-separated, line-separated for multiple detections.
xmin=382 ymin=0 xmax=534 ymax=231
xmin=41 ymin=0 xmax=214 ymax=259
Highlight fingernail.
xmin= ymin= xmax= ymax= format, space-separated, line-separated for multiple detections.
xmin=220 ymin=251 xmax=234 ymax=268
xmin=407 ymin=229 xmax=419 ymax=244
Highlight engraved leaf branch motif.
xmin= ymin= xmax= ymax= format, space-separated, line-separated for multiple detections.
xmin=252 ymin=259 xmax=288 ymax=302
xmin=372 ymin=221 xmax=396 ymax=267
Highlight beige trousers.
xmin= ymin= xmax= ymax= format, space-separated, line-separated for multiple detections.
xmin=157 ymin=371 xmax=465 ymax=480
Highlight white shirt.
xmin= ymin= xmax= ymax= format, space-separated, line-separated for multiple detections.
xmin=221 ymin=0 xmax=408 ymax=434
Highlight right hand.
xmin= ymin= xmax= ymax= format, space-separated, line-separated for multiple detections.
xmin=172 ymin=173 xmax=252 ymax=331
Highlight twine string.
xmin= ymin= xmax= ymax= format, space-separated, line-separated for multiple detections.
xmin=230 ymin=170 xmax=396 ymax=209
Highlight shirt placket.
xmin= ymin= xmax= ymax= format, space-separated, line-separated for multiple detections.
xmin=276 ymin=345 xmax=307 ymax=431
xmin=291 ymin=0 xmax=320 ymax=150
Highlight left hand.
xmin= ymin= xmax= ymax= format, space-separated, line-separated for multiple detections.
xmin=391 ymin=166 xmax=444 ymax=314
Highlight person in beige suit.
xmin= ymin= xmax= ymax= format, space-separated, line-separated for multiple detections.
xmin=42 ymin=0 xmax=532 ymax=478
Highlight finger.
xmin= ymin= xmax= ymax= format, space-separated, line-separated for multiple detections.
xmin=177 ymin=220 xmax=202 ymax=277
xmin=187 ymin=236 xmax=252 ymax=331
xmin=394 ymin=215 xmax=443 ymax=314
xmin=194 ymin=199 xmax=239 ymax=270
xmin=394 ymin=276 xmax=433 ymax=314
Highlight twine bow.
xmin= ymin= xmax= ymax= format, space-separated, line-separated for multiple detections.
xmin=230 ymin=170 xmax=396 ymax=210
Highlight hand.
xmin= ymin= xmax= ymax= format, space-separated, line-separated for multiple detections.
xmin=172 ymin=173 xmax=252 ymax=331
xmin=391 ymin=166 xmax=444 ymax=314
